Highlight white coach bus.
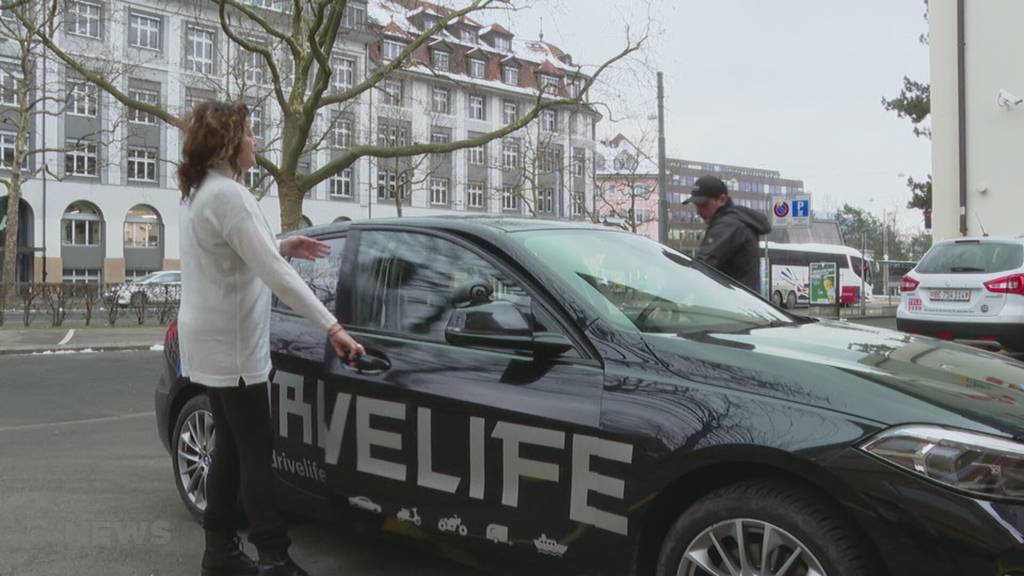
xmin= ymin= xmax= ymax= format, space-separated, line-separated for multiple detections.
xmin=761 ymin=242 xmax=874 ymax=308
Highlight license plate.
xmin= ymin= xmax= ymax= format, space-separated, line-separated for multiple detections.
xmin=930 ymin=289 xmax=971 ymax=302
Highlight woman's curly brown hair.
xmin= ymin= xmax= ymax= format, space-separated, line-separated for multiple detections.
xmin=177 ymin=100 xmax=250 ymax=202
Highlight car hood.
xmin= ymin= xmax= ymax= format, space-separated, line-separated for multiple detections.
xmin=642 ymin=320 xmax=1024 ymax=439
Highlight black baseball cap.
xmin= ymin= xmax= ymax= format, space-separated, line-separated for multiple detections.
xmin=682 ymin=175 xmax=728 ymax=205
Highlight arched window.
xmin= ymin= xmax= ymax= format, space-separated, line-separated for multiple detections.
xmin=124 ymin=205 xmax=162 ymax=248
xmin=62 ymin=201 xmax=103 ymax=246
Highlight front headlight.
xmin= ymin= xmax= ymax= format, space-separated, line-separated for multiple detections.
xmin=861 ymin=425 xmax=1024 ymax=500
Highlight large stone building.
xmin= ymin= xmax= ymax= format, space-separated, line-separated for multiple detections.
xmin=595 ymin=134 xmax=806 ymax=254
xmin=0 ymin=0 xmax=601 ymax=284
xmin=930 ymin=0 xmax=1024 ymax=240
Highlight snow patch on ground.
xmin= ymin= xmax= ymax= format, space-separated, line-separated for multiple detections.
xmin=31 ymin=348 xmax=97 ymax=355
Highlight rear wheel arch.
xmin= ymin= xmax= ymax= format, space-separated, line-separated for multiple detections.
xmin=167 ymin=380 xmax=206 ymax=447
xmin=631 ymin=453 xmax=887 ymax=576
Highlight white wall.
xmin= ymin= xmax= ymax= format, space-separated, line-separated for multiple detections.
xmin=931 ymin=0 xmax=1024 ymax=240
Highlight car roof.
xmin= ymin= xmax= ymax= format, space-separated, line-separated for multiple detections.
xmin=932 ymin=235 xmax=1024 ymax=245
xmin=287 ymin=215 xmax=620 ymax=240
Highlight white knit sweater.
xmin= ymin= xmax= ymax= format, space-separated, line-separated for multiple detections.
xmin=178 ymin=165 xmax=336 ymax=387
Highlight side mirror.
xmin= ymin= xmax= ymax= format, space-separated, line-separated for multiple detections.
xmin=445 ymin=300 xmax=573 ymax=356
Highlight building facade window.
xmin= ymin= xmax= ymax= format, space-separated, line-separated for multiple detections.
xmin=129 ymin=12 xmax=161 ymax=50
xmin=377 ymin=122 xmax=409 ymax=146
xmin=382 ymin=79 xmax=402 ymax=106
xmin=502 ymin=65 xmax=518 ymax=86
xmin=493 ymin=36 xmax=510 ymax=52
xmin=67 ymin=81 xmax=98 ymax=117
xmin=501 ymin=186 xmax=519 ymax=211
xmin=62 ymin=205 xmax=101 ymax=246
xmin=128 ymin=87 xmax=159 ymax=124
xmin=63 ymin=268 xmax=101 ymax=283
xmin=250 ymin=105 xmax=264 ymax=138
xmin=572 ymin=150 xmax=585 ymax=176
xmin=244 ymin=165 xmax=263 ymax=189
xmin=539 ymin=74 xmax=560 ymax=92
xmin=127 ymin=148 xmax=157 ymax=182
xmin=68 ymin=1 xmax=101 ymax=39
xmin=186 ymin=26 xmax=215 ymax=74
xmin=65 ymin=140 xmax=98 ymax=177
xmin=341 ymin=1 xmax=366 ymax=28
xmin=377 ymin=169 xmax=407 ymax=200
xmin=468 ymin=94 xmax=485 ymax=120
xmin=333 ymin=56 xmax=355 ymax=89
xmin=467 ymin=182 xmax=485 ymax=208
xmin=568 ymin=78 xmax=584 ymax=98
xmin=571 ymin=193 xmax=584 ymax=217
xmin=430 ymin=128 xmax=450 ymax=144
xmin=541 ymin=109 xmax=558 ymax=132
xmin=124 ymin=206 xmax=161 ymax=248
xmin=431 ymin=86 xmax=450 ymax=114
xmin=0 ymin=131 xmax=15 ymax=168
xmin=244 ymin=47 xmax=265 ymax=85
xmin=461 ymin=27 xmax=476 ymax=44
xmin=502 ymin=141 xmax=519 ymax=168
xmin=430 ymin=177 xmax=449 ymax=205
xmin=469 ymin=58 xmax=485 ymax=79
xmin=329 ymin=168 xmax=353 ymax=198
xmin=332 ymin=118 xmax=352 ymax=147
xmin=432 ymin=50 xmax=449 ymax=72
xmin=467 ymin=145 xmax=484 ymax=165
xmin=538 ymin=188 xmax=554 ymax=213
xmin=502 ymin=100 xmax=517 ymax=124
xmin=0 ymin=68 xmax=18 ymax=106
xmin=382 ymin=39 xmax=403 ymax=60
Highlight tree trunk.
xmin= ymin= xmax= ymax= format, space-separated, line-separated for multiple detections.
xmin=2 ymin=178 xmax=23 ymax=311
xmin=277 ymin=179 xmax=303 ymax=232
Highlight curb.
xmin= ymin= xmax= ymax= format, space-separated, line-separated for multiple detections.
xmin=0 ymin=344 xmax=162 ymax=356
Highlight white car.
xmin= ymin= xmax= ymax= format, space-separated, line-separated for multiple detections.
xmin=116 ymin=270 xmax=181 ymax=307
xmin=897 ymin=236 xmax=1024 ymax=351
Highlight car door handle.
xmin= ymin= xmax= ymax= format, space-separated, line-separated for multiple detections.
xmin=344 ymin=351 xmax=391 ymax=374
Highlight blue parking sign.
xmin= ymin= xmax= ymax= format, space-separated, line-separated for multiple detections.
xmin=792 ymin=199 xmax=810 ymax=218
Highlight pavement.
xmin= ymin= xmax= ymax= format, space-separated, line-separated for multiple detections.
xmin=0 ymin=351 xmax=484 ymax=576
xmin=0 ymin=326 xmax=167 ymax=356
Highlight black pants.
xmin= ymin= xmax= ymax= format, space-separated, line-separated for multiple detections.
xmin=203 ymin=380 xmax=290 ymax=552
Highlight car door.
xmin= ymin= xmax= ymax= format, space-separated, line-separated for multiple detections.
xmin=267 ymin=233 xmax=349 ymax=499
xmin=314 ymin=228 xmax=632 ymax=564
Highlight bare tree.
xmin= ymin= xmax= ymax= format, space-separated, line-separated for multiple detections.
xmin=19 ymin=0 xmax=645 ymax=231
xmin=0 ymin=1 xmax=124 ymax=319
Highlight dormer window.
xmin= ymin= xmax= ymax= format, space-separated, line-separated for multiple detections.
xmin=432 ymin=50 xmax=449 ymax=72
xmin=470 ymin=59 xmax=485 ymax=79
xmin=539 ymin=74 xmax=560 ymax=92
xmin=568 ymin=78 xmax=584 ymax=98
xmin=462 ymin=27 xmax=476 ymax=44
xmin=382 ymin=39 xmax=404 ymax=60
xmin=422 ymin=15 xmax=437 ymax=30
xmin=502 ymin=65 xmax=518 ymax=86
xmin=493 ymin=36 xmax=510 ymax=52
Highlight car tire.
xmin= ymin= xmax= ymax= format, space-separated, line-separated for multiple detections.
xmin=655 ymin=480 xmax=876 ymax=576
xmin=772 ymin=291 xmax=784 ymax=307
xmin=172 ymin=394 xmax=215 ymax=521
xmin=786 ymin=291 xmax=797 ymax=309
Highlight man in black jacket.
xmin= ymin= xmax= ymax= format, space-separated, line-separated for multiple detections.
xmin=684 ymin=175 xmax=772 ymax=292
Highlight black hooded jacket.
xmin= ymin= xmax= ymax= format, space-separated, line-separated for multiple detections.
xmin=694 ymin=200 xmax=773 ymax=291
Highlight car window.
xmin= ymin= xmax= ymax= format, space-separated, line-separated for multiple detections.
xmin=352 ymin=230 xmax=540 ymax=344
xmin=274 ymin=236 xmax=347 ymax=314
xmin=165 ymin=272 xmax=181 ymax=283
xmin=516 ymin=229 xmax=791 ymax=335
xmin=915 ymin=242 xmax=1024 ymax=274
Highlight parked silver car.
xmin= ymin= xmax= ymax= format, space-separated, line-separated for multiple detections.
xmin=115 ymin=270 xmax=181 ymax=307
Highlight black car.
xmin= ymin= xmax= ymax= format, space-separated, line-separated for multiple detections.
xmin=156 ymin=217 xmax=1024 ymax=576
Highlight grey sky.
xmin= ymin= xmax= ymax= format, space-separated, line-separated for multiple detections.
xmin=498 ymin=0 xmax=931 ymax=231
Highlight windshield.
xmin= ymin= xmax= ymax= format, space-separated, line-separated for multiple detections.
xmin=132 ymin=272 xmax=160 ymax=283
xmin=916 ymin=242 xmax=1023 ymax=274
xmin=516 ymin=230 xmax=792 ymax=335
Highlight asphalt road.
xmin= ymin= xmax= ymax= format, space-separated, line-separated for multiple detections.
xmin=0 ymin=351 xmax=485 ymax=576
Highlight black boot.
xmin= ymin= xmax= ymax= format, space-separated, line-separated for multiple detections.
xmin=257 ymin=549 xmax=310 ymax=576
xmin=202 ymin=531 xmax=258 ymax=576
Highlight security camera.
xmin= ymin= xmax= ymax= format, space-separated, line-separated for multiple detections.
xmin=997 ymin=89 xmax=1023 ymax=109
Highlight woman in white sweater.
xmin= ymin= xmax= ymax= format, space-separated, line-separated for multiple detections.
xmin=177 ymin=101 xmax=363 ymax=576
